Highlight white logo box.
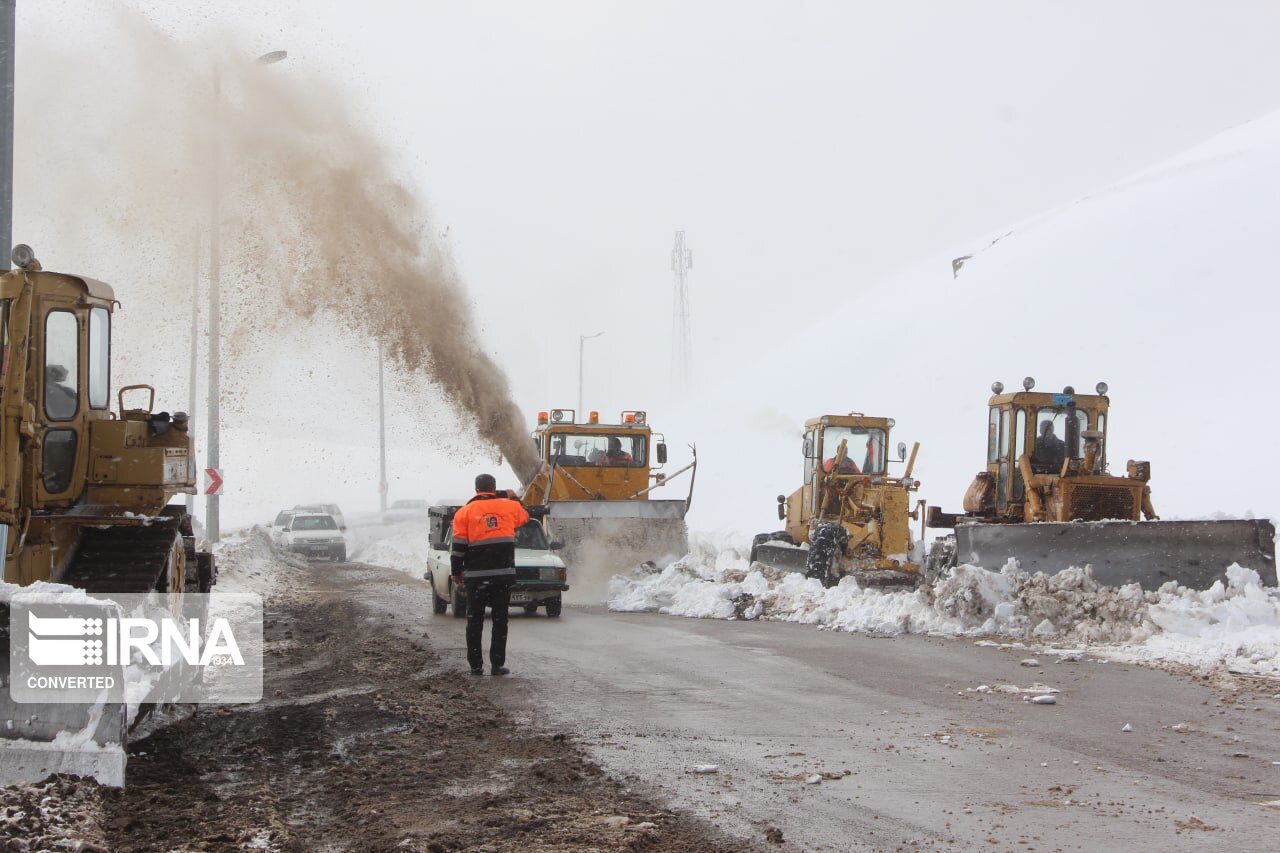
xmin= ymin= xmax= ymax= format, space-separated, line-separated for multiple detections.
xmin=9 ymin=591 xmax=263 ymax=705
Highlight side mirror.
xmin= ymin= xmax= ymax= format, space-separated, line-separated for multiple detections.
xmin=776 ymin=494 xmax=786 ymax=522
xmin=897 ymin=441 xmax=907 ymax=461
xmin=802 ymin=438 xmax=813 ymax=458
xmin=549 ymin=540 xmax=564 ymax=551
xmin=656 ymin=443 xmax=667 ymax=464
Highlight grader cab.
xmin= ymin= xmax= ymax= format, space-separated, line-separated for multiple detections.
xmin=520 ymin=408 xmax=696 ymax=569
xmin=926 ymin=379 xmax=1276 ymax=588
xmin=751 ymin=414 xmax=925 ymax=587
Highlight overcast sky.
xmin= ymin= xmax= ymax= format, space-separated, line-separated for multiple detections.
xmin=16 ymin=1 xmax=1280 ymax=522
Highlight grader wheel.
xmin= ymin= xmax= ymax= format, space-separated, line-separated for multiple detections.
xmin=805 ymin=522 xmax=848 ymax=587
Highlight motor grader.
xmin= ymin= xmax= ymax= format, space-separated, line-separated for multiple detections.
xmin=520 ymin=408 xmax=696 ymax=569
xmin=925 ymin=379 xmax=1276 ymax=589
xmin=0 ymin=246 xmax=212 ymax=786
xmin=750 ymin=414 xmax=925 ymax=587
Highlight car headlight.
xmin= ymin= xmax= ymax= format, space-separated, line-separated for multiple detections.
xmin=539 ymin=567 xmax=559 ymax=581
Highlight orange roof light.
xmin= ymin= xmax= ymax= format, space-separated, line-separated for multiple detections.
xmin=624 ymin=413 xmax=635 ymax=424
xmin=588 ymin=411 xmax=599 ymax=424
xmin=537 ymin=411 xmax=548 ymax=425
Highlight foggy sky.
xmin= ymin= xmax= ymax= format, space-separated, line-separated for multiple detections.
xmin=14 ymin=0 xmax=1280 ymax=525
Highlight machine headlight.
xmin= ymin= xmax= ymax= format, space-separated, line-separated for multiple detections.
xmin=1096 ymin=381 xmax=1108 ymax=395
xmin=991 ymin=381 xmax=1004 ymax=395
xmin=539 ymin=567 xmax=559 ymax=581
xmin=1023 ymin=376 xmax=1035 ymax=391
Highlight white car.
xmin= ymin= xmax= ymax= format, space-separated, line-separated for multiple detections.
xmin=281 ymin=512 xmax=347 ymax=562
xmin=383 ymin=499 xmax=430 ymax=523
xmin=424 ymin=505 xmax=568 ymax=617
xmin=295 ymin=502 xmax=346 ymax=530
xmin=269 ymin=510 xmax=296 ymax=544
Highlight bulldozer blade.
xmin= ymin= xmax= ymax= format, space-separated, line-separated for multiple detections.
xmin=751 ymin=542 xmax=810 ymax=572
xmin=547 ymin=499 xmax=689 ymax=520
xmin=0 ymin=600 xmax=129 ymax=787
xmin=955 ymin=519 xmax=1277 ymax=590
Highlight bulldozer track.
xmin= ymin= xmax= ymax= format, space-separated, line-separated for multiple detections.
xmin=61 ymin=516 xmax=185 ymax=595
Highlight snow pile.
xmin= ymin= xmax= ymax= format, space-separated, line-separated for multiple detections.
xmin=607 ymin=535 xmax=1280 ymax=676
xmin=346 ymin=520 xmax=432 ymax=576
xmin=213 ymin=526 xmax=309 ymax=598
xmin=1112 ymin=565 xmax=1280 ymax=676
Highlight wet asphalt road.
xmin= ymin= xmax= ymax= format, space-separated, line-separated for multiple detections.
xmin=328 ymin=561 xmax=1280 ymax=852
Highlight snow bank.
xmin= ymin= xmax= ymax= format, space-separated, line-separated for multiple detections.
xmin=213 ymin=526 xmax=309 ymax=598
xmin=346 ymin=520 xmax=432 ymax=576
xmin=608 ymin=534 xmax=1280 ymax=677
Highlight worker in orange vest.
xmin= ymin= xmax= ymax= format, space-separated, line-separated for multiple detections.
xmin=451 ymin=473 xmax=530 ymax=675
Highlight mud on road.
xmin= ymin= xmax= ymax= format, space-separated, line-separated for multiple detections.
xmin=4 ymin=583 xmax=749 ymax=852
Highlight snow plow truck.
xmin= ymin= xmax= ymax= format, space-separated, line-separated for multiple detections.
xmin=0 ymin=246 xmax=213 ymax=786
xmin=520 ymin=408 xmax=695 ymax=570
xmin=750 ymin=413 xmax=926 ymax=588
xmin=925 ymin=378 xmax=1276 ymax=589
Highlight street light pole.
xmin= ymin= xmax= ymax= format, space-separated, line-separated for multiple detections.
xmin=205 ymin=68 xmax=222 ymax=541
xmin=377 ymin=348 xmax=387 ymax=513
xmin=205 ymin=50 xmax=287 ymax=543
xmin=0 ymin=0 xmax=15 ymax=270
xmin=578 ymin=331 xmax=604 ymax=416
xmin=187 ymin=225 xmax=199 ymax=516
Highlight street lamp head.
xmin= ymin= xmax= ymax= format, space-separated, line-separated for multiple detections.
xmin=256 ymin=50 xmax=288 ymax=65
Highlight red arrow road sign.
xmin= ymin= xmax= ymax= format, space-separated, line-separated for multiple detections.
xmin=205 ymin=468 xmax=224 ymax=496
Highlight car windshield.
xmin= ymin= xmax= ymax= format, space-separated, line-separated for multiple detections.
xmin=515 ymin=521 xmax=548 ymax=550
xmin=292 ymin=515 xmax=337 ymax=531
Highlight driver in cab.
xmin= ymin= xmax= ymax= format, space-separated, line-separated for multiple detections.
xmin=599 ymin=437 xmax=632 ymax=466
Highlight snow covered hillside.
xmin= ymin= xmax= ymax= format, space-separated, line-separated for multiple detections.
xmin=671 ymin=111 xmax=1280 ymax=536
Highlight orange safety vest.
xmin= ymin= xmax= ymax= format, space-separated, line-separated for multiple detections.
xmin=450 ymin=493 xmax=530 ymax=579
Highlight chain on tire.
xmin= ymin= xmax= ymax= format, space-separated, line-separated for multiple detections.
xmin=805 ymin=522 xmax=849 ymax=587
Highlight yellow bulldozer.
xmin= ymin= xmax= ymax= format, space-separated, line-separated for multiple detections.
xmin=750 ymin=413 xmax=925 ymax=587
xmin=0 ymin=246 xmax=212 ymax=785
xmin=925 ymin=378 xmax=1276 ymax=588
xmin=520 ymin=408 xmax=696 ymax=569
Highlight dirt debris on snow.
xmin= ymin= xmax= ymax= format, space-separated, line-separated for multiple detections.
xmin=0 ymin=775 xmax=109 ymax=852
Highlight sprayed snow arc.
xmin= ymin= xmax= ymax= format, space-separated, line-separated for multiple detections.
xmin=607 ymin=534 xmax=1280 ymax=678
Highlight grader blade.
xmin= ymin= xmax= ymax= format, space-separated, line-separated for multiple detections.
xmin=955 ymin=519 xmax=1277 ymax=590
xmin=750 ymin=542 xmax=810 ymax=572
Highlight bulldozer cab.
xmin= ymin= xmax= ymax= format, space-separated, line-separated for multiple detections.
xmin=0 ymin=251 xmax=198 ymax=585
xmin=983 ymin=381 xmax=1109 ymax=515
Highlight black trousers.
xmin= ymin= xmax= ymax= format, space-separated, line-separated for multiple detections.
xmin=465 ymin=577 xmax=513 ymax=670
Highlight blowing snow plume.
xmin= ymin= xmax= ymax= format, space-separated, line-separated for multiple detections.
xmin=16 ymin=11 xmax=541 ymax=484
